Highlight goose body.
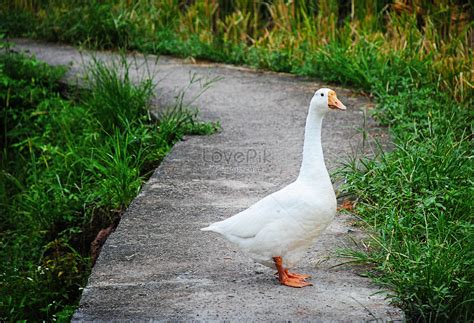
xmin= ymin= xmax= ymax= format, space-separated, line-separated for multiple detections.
xmin=203 ymin=180 xmax=336 ymax=268
xmin=201 ymin=88 xmax=347 ymax=287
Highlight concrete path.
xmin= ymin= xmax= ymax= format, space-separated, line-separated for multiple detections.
xmin=14 ymin=39 xmax=402 ymax=321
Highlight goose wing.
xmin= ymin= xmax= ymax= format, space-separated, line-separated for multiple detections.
xmin=202 ymin=183 xmax=304 ymax=239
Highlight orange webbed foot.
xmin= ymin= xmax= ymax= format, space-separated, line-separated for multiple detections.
xmin=280 ymin=276 xmax=313 ymax=288
xmin=284 ymin=269 xmax=311 ymax=280
xmin=273 ymin=256 xmax=313 ymax=288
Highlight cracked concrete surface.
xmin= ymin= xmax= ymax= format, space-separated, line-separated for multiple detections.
xmin=14 ymin=39 xmax=402 ymax=321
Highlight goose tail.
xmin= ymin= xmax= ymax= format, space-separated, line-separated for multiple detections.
xmin=200 ymin=225 xmax=215 ymax=232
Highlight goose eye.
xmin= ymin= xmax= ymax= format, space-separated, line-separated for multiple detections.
xmin=320 ymin=93 xmax=324 ymax=97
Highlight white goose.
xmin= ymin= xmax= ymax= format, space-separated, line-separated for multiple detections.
xmin=201 ymin=88 xmax=346 ymax=287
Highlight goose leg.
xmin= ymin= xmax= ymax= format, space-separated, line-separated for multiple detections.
xmin=273 ymin=256 xmax=312 ymax=288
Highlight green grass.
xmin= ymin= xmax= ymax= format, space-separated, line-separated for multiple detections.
xmin=0 ymin=41 xmax=218 ymax=321
xmin=1 ymin=1 xmax=473 ymax=321
xmin=338 ymin=91 xmax=472 ymax=321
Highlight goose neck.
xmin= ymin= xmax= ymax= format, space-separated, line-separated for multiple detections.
xmin=297 ymin=109 xmax=330 ymax=182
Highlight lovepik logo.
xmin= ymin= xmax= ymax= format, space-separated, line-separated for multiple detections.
xmin=202 ymin=148 xmax=271 ymax=165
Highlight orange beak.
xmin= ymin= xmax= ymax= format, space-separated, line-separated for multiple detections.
xmin=328 ymin=90 xmax=347 ymax=110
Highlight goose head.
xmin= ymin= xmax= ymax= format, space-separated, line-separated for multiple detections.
xmin=310 ymin=88 xmax=346 ymax=116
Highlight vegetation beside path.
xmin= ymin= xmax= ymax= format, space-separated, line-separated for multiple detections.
xmin=1 ymin=1 xmax=473 ymax=321
xmin=0 ymin=40 xmax=218 ymax=320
